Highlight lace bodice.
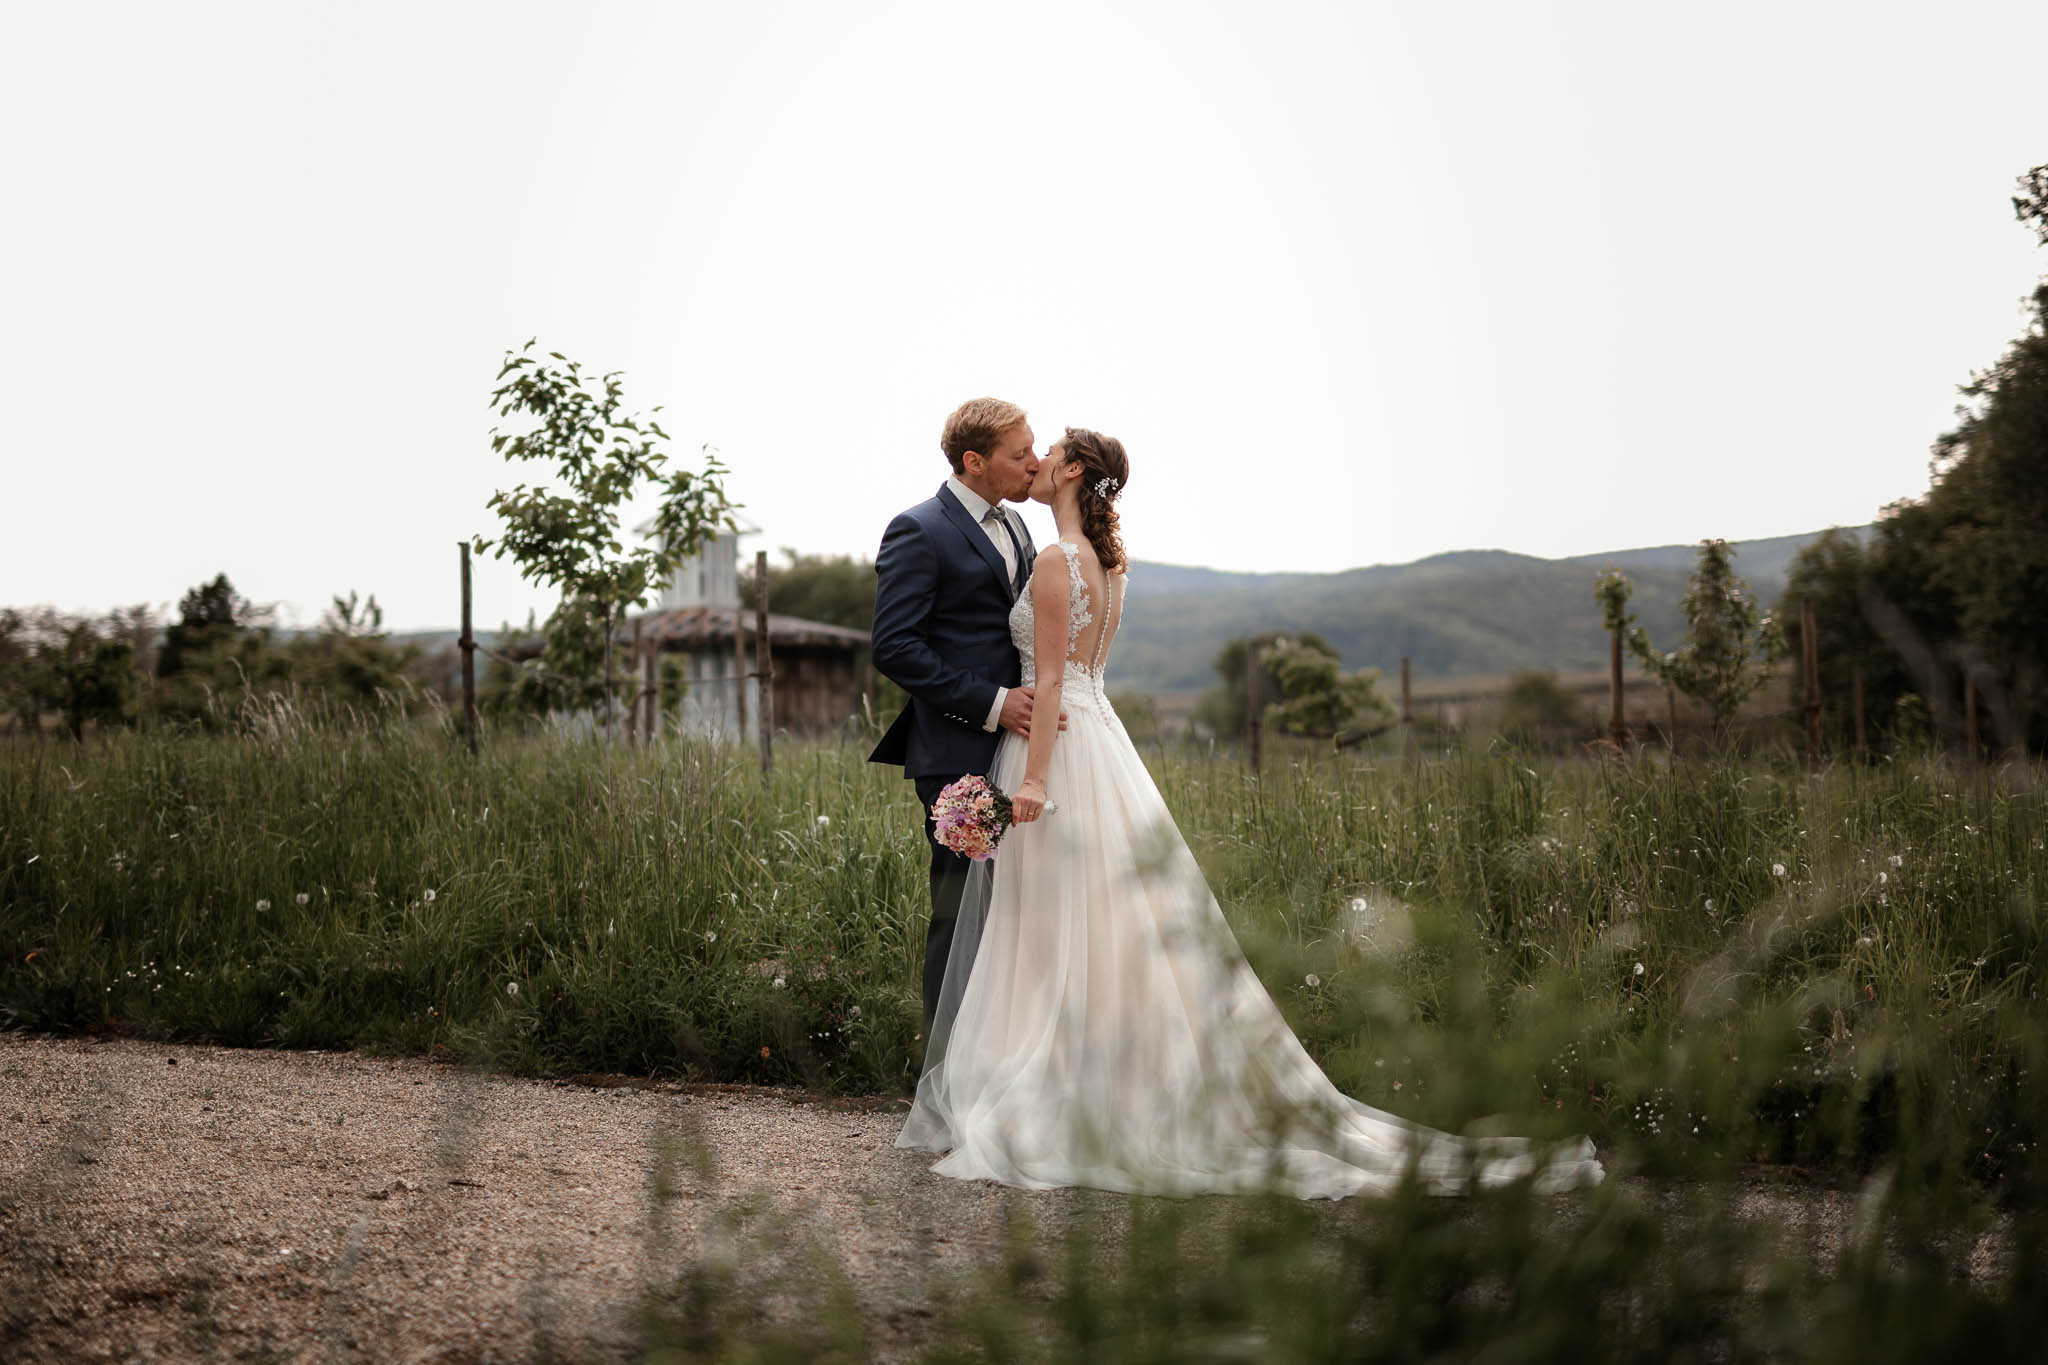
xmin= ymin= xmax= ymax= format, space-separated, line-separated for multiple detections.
xmin=1011 ymin=540 xmax=1127 ymax=719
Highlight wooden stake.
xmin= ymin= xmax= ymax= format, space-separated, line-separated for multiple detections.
xmin=755 ymin=549 xmax=773 ymax=777
xmin=458 ymin=542 xmax=477 ymax=757
xmin=1964 ymin=668 xmax=1978 ymax=762
xmin=1608 ymin=629 xmax=1625 ymax=746
xmin=642 ymin=632 xmax=657 ymax=741
xmin=1801 ymin=597 xmax=1821 ymax=772
xmin=1401 ymin=656 xmax=1415 ymax=762
xmin=1852 ymin=666 xmax=1866 ymax=763
xmin=733 ymin=602 xmax=747 ymax=741
xmin=1246 ymin=645 xmax=1262 ymax=771
xmin=628 ymin=618 xmax=643 ymax=746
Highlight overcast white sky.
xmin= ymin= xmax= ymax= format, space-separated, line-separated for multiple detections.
xmin=5 ymin=0 xmax=2044 ymax=631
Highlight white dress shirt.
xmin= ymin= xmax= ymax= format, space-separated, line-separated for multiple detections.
xmin=945 ymin=475 xmax=1022 ymax=732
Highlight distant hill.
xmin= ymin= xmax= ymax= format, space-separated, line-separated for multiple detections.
xmin=1116 ymin=527 xmax=1871 ymax=694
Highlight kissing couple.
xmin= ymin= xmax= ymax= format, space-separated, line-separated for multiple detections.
xmin=869 ymin=397 xmax=1602 ymax=1199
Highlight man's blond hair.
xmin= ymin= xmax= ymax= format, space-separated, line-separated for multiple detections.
xmin=939 ymin=398 xmax=1029 ymax=475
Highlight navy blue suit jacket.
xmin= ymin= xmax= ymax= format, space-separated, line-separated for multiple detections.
xmin=868 ymin=483 xmax=1035 ymax=781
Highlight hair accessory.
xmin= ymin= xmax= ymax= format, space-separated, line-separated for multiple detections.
xmin=1094 ymin=476 xmax=1120 ymax=499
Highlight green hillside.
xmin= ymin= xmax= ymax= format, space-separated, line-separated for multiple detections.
xmin=1117 ymin=528 xmax=1869 ymax=694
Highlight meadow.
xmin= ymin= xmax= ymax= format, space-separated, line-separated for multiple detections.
xmin=4 ymin=704 xmax=2046 ymax=1358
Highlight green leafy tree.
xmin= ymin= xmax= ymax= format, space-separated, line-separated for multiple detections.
xmin=1259 ymin=635 xmax=1395 ymax=740
xmin=158 ymin=573 xmax=249 ymax=678
xmin=1798 ymin=163 xmax=2048 ymax=754
xmin=1776 ymin=529 xmax=1919 ymax=749
xmin=1195 ymin=630 xmax=1338 ymax=738
xmin=474 ymin=342 xmax=738 ymax=738
xmin=283 ymin=590 xmax=420 ymax=708
xmin=52 ymin=622 xmax=136 ymax=739
xmin=1593 ymin=570 xmax=1636 ymax=743
xmin=1625 ymin=540 xmax=1783 ymax=736
xmin=1194 ymin=631 xmax=1389 ymax=742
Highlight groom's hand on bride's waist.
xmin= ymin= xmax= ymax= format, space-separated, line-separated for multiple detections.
xmin=998 ymin=686 xmax=1067 ymax=740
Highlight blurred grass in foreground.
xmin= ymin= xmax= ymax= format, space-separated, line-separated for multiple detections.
xmin=5 ymin=704 xmax=2046 ymax=1357
xmin=2 ymin=706 xmax=2042 ymax=1191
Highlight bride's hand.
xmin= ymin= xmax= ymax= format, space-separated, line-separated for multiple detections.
xmin=1011 ymin=778 xmax=1048 ymax=825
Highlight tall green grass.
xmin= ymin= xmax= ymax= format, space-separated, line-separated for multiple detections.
xmin=3 ymin=710 xmax=2043 ymax=1188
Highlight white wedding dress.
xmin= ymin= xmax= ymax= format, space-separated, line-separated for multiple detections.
xmin=896 ymin=541 xmax=1603 ymax=1198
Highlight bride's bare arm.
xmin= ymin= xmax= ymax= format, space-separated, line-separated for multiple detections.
xmin=1012 ymin=546 xmax=1071 ymax=824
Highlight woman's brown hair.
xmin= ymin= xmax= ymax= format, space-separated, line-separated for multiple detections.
xmin=1060 ymin=427 xmax=1130 ymax=573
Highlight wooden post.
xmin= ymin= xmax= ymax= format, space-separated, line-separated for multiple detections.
xmin=458 ymin=542 xmax=477 ymax=757
xmin=628 ymin=618 xmax=643 ymax=746
xmin=1608 ymin=629 xmax=1625 ymax=746
xmin=733 ymin=605 xmax=747 ymax=741
xmin=1401 ymin=656 xmax=1416 ymax=762
xmin=1801 ymin=597 xmax=1821 ymax=772
xmin=754 ymin=549 xmax=773 ymax=777
xmin=1852 ymin=666 xmax=1866 ymax=763
xmin=642 ymin=633 xmax=657 ymax=741
xmin=1964 ymin=668 xmax=1978 ymax=762
xmin=1245 ymin=646 xmax=1262 ymax=771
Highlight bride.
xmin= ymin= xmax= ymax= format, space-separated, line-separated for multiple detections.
xmin=896 ymin=428 xmax=1603 ymax=1198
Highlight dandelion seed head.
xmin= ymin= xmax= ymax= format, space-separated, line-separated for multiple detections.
xmin=505 ymin=981 xmax=519 ymax=997
xmin=1304 ymin=973 xmax=1321 ymax=988
xmin=255 ymin=899 xmax=270 ymax=912
xmin=294 ymin=892 xmax=309 ymax=905
xmin=422 ymin=889 xmax=437 ymax=904
xmin=816 ymin=815 xmax=831 ymax=828
xmin=1772 ymin=863 xmax=1786 ymax=878
xmin=1633 ymin=962 xmax=1646 ymax=977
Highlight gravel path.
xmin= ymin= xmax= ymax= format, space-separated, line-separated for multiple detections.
xmin=0 ymin=1033 xmax=2011 ymax=1362
xmin=0 ymin=1033 xmax=1153 ymax=1362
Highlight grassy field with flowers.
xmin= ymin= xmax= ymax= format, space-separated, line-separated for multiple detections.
xmin=4 ymin=711 xmax=2043 ymax=1189
xmin=6 ymin=713 xmax=2048 ymax=1359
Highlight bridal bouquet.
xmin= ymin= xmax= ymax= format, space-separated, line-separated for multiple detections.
xmin=933 ymin=775 xmax=1060 ymax=860
xmin=930 ymin=775 xmax=1012 ymax=861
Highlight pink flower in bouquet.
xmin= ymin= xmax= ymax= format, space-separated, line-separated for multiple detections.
xmin=931 ymin=775 xmax=1014 ymax=861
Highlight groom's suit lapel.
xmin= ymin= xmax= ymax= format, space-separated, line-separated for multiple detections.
xmin=936 ymin=482 xmax=1020 ymax=604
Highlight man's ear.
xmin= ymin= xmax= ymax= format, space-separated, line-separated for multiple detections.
xmin=962 ymin=451 xmax=984 ymax=477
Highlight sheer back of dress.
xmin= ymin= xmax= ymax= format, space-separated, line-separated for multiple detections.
xmin=1057 ymin=539 xmax=1126 ymax=684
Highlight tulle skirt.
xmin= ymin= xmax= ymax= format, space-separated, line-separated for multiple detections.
xmin=896 ymin=690 xmax=1603 ymax=1199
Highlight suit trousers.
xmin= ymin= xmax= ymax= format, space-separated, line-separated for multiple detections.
xmin=915 ymin=773 xmax=978 ymax=1031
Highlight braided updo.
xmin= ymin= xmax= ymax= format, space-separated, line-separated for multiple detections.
xmin=1060 ymin=427 xmax=1130 ymax=573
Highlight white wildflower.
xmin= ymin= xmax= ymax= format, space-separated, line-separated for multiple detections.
xmin=1772 ymin=863 xmax=1787 ymax=878
xmin=704 ymin=930 xmax=717 ymax=943
xmin=1888 ymin=854 xmax=1903 ymax=868
xmin=848 ymin=1005 xmax=861 ymax=1018
xmin=1633 ymin=962 xmax=1646 ymax=977
xmin=816 ymin=815 xmax=831 ymax=828
xmin=294 ymin=892 xmax=309 ymax=906
xmin=771 ymin=977 xmax=787 ymax=990
xmin=1878 ymin=871 xmax=1888 ymax=885
xmin=422 ymin=889 xmax=437 ymax=904
xmin=1304 ymin=973 xmax=1322 ymax=988
xmin=255 ymin=899 xmax=271 ymax=912
xmin=1704 ymin=898 xmax=1716 ymax=913
xmin=505 ymin=981 xmax=519 ymax=997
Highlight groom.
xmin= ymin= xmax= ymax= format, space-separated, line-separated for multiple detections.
xmin=870 ymin=397 xmax=1050 ymax=1029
